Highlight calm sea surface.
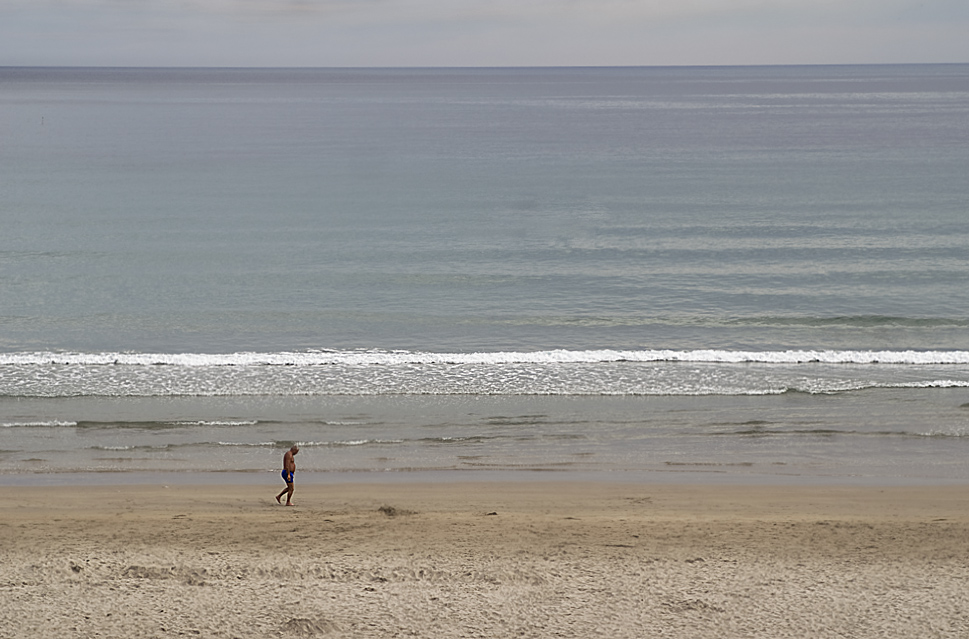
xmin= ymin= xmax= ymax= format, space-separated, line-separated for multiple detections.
xmin=1 ymin=65 xmax=968 ymax=485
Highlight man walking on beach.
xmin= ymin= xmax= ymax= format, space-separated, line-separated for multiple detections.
xmin=275 ymin=445 xmax=299 ymax=506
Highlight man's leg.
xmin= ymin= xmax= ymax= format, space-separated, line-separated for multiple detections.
xmin=276 ymin=474 xmax=290 ymax=503
xmin=285 ymin=482 xmax=295 ymax=505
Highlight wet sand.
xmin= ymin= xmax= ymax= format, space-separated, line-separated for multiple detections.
xmin=3 ymin=482 xmax=969 ymax=638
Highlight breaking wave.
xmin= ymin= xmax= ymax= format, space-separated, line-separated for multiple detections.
xmin=2 ymin=348 xmax=969 ymax=367
xmin=1 ymin=349 xmax=968 ymax=398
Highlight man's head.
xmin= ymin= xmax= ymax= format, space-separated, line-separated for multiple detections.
xmin=291 ymin=445 xmax=300 ymax=455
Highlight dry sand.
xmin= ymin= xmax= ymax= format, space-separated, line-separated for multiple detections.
xmin=2 ymin=481 xmax=969 ymax=638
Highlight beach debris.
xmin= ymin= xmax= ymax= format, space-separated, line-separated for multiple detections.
xmin=377 ymin=505 xmax=415 ymax=517
xmin=662 ymin=598 xmax=725 ymax=614
xmin=120 ymin=564 xmax=207 ymax=585
xmin=281 ymin=617 xmax=340 ymax=636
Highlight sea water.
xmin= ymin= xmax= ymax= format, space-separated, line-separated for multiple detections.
xmin=1 ymin=65 xmax=968 ymax=484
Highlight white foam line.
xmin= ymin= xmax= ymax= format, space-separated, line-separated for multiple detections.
xmin=217 ymin=441 xmax=275 ymax=447
xmin=2 ymin=420 xmax=78 ymax=427
xmin=2 ymin=348 xmax=968 ymax=367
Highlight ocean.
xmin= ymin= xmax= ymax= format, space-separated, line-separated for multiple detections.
xmin=2 ymin=65 xmax=968 ymax=485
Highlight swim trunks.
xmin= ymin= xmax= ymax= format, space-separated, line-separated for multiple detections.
xmin=282 ymin=469 xmax=294 ymax=483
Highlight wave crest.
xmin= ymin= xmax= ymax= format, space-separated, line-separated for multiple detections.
xmin=2 ymin=348 xmax=969 ymax=367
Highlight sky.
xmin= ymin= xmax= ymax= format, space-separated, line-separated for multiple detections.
xmin=1 ymin=0 xmax=968 ymax=67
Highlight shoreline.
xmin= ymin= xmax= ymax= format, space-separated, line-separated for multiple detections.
xmin=7 ymin=480 xmax=969 ymax=518
xmin=5 ymin=482 xmax=969 ymax=637
xmin=2 ymin=467 xmax=969 ymax=488
xmin=7 ymin=479 xmax=969 ymax=516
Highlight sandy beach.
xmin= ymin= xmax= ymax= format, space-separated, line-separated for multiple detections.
xmin=3 ymin=481 xmax=969 ymax=638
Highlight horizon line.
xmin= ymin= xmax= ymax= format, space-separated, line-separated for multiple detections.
xmin=3 ymin=62 xmax=968 ymax=71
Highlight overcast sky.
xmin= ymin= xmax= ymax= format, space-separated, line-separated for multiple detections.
xmin=2 ymin=0 xmax=968 ymax=67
